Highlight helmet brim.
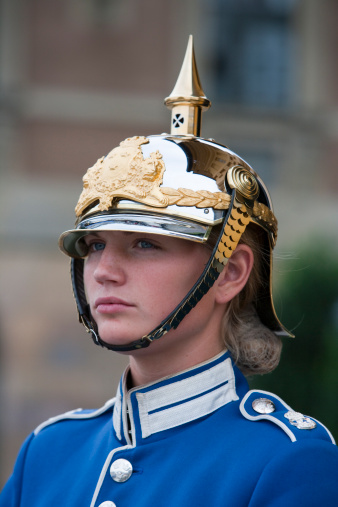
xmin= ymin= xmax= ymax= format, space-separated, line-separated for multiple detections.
xmin=59 ymin=210 xmax=213 ymax=258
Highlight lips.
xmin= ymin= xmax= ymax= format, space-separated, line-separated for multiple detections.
xmin=94 ymin=297 xmax=134 ymax=314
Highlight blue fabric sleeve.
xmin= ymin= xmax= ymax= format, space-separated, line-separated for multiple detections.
xmin=0 ymin=434 xmax=34 ymax=507
xmin=248 ymin=439 xmax=338 ymax=506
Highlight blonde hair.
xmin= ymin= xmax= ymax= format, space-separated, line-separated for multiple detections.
xmin=207 ymin=224 xmax=282 ymax=376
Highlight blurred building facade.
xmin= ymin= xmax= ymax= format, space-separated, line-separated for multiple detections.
xmin=1 ymin=0 xmax=338 ymax=485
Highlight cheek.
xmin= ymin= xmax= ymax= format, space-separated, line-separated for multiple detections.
xmin=151 ymin=255 xmax=207 ymax=304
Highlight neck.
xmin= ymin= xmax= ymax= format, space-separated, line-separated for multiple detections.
xmin=128 ymin=331 xmax=225 ymax=387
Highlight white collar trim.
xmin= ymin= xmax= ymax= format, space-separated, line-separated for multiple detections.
xmin=114 ymin=354 xmax=239 ymax=440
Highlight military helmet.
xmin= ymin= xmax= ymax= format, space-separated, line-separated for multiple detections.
xmin=59 ymin=36 xmax=290 ymax=351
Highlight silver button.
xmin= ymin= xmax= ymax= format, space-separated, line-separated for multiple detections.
xmin=110 ymin=458 xmax=133 ymax=483
xmin=98 ymin=502 xmax=117 ymax=507
xmin=252 ymin=398 xmax=276 ymax=414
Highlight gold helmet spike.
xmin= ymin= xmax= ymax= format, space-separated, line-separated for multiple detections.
xmin=164 ymin=35 xmax=211 ymax=136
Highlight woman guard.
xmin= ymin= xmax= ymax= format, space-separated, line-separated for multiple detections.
xmin=1 ymin=36 xmax=338 ymax=506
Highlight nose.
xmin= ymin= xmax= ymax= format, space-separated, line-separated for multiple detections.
xmin=93 ymin=245 xmax=127 ymax=285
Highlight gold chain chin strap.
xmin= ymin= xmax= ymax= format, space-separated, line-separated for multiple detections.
xmin=139 ymin=166 xmax=258 ymax=346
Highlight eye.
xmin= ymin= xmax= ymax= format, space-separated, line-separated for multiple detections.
xmin=136 ymin=239 xmax=157 ymax=249
xmin=86 ymin=240 xmax=106 ymax=253
xmin=92 ymin=242 xmax=105 ymax=251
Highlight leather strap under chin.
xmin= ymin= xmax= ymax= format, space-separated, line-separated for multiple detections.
xmin=71 ymin=189 xmax=251 ymax=352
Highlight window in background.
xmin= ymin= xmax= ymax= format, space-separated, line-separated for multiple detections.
xmin=203 ymin=0 xmax=298 ymax=108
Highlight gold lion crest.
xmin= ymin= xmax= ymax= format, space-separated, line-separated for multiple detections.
xmin=75 ymin=136 xmax=168 ymax=217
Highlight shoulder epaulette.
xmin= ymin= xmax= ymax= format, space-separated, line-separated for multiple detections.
xmin=240 ymin=390 xmax=336 ymax=444
xmin=34 ymin=397 xmax=116 ymax=435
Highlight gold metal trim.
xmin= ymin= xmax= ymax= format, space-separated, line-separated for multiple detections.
xmin=75 ymin=136 xmax=168 ymax=217
xmin=164 ymin=35 xmax=211 ymax=136
xmin=227 ymin=165 xmax=260 ymax=205
xmin=215 ymin=203 xmax=250 ymax=264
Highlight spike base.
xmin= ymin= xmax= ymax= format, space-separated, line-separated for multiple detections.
xmin=168 ymin=103 xmax=204 ymax=136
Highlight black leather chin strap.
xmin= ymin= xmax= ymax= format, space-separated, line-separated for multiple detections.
xmin=71 ymin=189 xmax=251 ymax=352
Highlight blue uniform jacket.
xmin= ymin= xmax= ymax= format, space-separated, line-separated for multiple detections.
xmin=1 ymin=351 xmax=338 ymax=506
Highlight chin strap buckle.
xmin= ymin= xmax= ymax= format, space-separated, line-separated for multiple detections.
xmin=80 ymin=315 xmax=100 ymax=345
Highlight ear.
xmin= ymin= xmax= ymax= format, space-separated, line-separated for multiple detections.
xmin=215 ymin=244 xmax=254 ymax=304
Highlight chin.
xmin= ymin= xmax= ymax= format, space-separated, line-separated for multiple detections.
xmin=98 ymin=332 xmax=136 ymax=346
xmin=97 ymin=324 xmax=149 ymax=347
